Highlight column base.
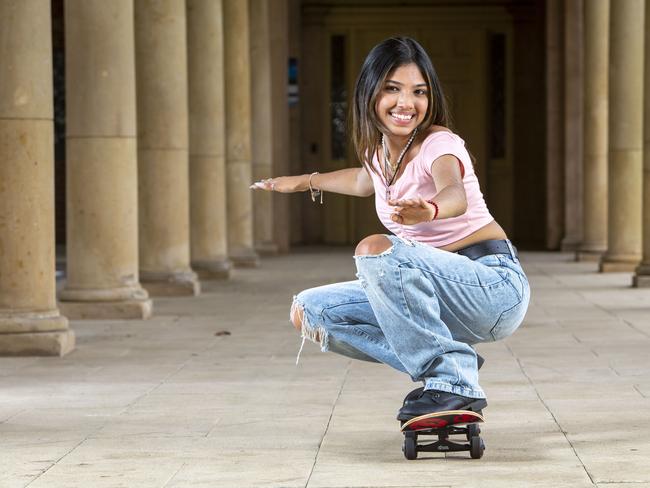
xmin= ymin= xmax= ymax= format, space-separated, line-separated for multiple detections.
xmin=599 ymin=253 xmax=642 ymax=273
xmin=141 ymin=270 xmax=201 ymax=297
xmin=633 ymin=275 xmax=650 ymax=287
xmin=58 ymin=283 xmax=153 ymax=319
xmin=58 ymin=298 xmax=153 ymax=320
xmin=230 ymin=247 xmax=260 ymax=268
xmin=0 ymin=311 xmax=75 ymax=357
xmin=576 ymin=250 xmax=604 ymax=262
xmin=633 ymin=263 xmax=650 ymax=287
xmin=0 ymin=330 xmax=75 ymax=357
xmin=560 ymin=239 xmax=581 ymax=252
xmin=255 ymin=241 xmax=280 ymax=256
xmin=191 ymin=259 xmax=232 ymax=280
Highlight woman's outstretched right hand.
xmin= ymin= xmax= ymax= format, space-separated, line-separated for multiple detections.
xmin=250 ymin=175 xmax=307 ymax=193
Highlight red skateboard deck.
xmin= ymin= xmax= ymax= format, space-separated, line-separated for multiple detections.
xmin=401 ymin=409 xmax=484 ymax=431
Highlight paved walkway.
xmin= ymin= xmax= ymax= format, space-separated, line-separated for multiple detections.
xmin=1 ymin=249 xmax=650 ymax=487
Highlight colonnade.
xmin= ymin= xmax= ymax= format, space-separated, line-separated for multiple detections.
xmin=0 ymin=1 xmax=75 ymax=355
xmin=0 ymin=0 xmax=288 ymax=355
xmin=555 ymin=0 xmax=650 ymax=285
xmin=3 ymin=0 xmax=650 ymax=357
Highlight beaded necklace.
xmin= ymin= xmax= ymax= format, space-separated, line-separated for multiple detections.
xmin=381 ymin=127 xmax=418 ymax=201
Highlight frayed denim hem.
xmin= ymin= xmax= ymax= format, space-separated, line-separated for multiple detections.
xmin=290 ymin=296 xmax=329 ymax=365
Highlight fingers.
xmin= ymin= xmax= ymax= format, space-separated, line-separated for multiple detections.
xmin=391 ymin=197 xmax=430 ymax=224
xmin=250 ymin=178 xmax=276 ymax=191
xmin=388 ymin=197 xmax=424 ymax=208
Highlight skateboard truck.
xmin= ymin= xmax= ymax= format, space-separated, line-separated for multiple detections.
xmin=400 ymin=410 xmax=485 ymax=460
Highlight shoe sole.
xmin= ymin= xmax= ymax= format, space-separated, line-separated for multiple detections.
xmin=396 ymin=398 xmax=488 ymax=422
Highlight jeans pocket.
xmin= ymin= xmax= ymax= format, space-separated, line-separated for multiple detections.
xmin=478 ymin=254 xmax=509 ymax=280
xmin=497 ymin=256 xmax=528 ymax=299
xmin=490 ymin=299 xmax=526 ymax=341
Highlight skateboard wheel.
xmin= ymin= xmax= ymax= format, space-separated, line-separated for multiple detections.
xmin=403 ymin=436 xmax=418 ymax=460
xmin=466 ymin=423 xmax=481 ymax=440
xmin=470 ymin=436 xmax=484 ymax=459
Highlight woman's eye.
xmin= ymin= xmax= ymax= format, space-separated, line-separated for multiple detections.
xmin=415 ymin=89 xmax=427 ymax=96
xmin=385 ymin=86 xmax=399 ymax=92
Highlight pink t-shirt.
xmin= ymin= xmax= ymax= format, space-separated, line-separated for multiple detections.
xmin=368 ymin=130 xmax=494 ymax=248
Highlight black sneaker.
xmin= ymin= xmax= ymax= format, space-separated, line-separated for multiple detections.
xmin=402 ymin=353 xmax=485 ymax=407
xmin=396 ymin=389 xmax=487 ymax=422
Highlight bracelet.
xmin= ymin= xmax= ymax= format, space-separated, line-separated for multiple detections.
xmin=309 ymin=172 xmax=323 ymax=204
xmin=426 ymin=199 xmax=439 ymax=221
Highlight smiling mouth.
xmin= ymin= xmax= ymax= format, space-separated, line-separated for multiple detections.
xmin=390 ymin=112 xmax=415 ymax=122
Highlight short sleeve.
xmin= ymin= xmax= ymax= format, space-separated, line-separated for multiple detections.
xmin=419 ymin=132 xmax=469 ymax=179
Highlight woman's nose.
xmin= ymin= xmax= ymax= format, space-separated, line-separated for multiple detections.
xmin=397 ymin=91 xmax=414 ymax=109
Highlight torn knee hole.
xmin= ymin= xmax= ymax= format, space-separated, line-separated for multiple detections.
xmin=290 ymin=302 xmax=304 ymax=331
xmin=290 ymin=300 xmax=322 ymax=343
xmin=354 ymin=234 xmax=393 ymax=257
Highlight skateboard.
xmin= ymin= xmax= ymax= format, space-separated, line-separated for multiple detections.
xmin=400 ymin=410 xmax=485 ymax=460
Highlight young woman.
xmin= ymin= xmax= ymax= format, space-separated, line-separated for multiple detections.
xmin=251 ymin=37 xmax=530 ymax=421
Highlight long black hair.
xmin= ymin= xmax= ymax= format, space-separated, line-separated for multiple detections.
xmin=351 ymin=37 xmax=450 ymax=172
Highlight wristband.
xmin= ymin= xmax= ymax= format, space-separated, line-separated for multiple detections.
xmin=426 ymin=199 xmax=439 ymax=221
xmin=308 ymin=172 xmax=323 ymax=204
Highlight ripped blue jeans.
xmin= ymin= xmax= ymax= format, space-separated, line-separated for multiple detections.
xmin=291 ymin=235 xmax=530 ymax=399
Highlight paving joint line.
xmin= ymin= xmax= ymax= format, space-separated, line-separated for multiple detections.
xmin=162 ymin=461 xmax=187 ymax=487
xmin=568 ymin=268 xmax=650 ymax=340
xmin=22 ymin=376 xmax=176 ymax=484
xmin=24 ymin=436 xmax=88 ymax=486
xmin=508 ymin=344 xmax=596 ymax=486
xmin=304 ymin=363 xmax=350 ymax=488
xmin=23 ymin=315 xmax=221 ymax=484
xmin=90 ymin=316 xmax=216 ymax=437
xmin=0 ymin=407 xmax=27 ymax=424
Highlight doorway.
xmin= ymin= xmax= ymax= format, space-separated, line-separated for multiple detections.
xmin=300 ymin=3 xmax=515 ymax=245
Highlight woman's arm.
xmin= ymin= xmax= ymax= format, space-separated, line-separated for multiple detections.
xmin=388 ymin=154 xmax=466 ymax=225
xmin=251 ymin=167 xmax=375 ymax=198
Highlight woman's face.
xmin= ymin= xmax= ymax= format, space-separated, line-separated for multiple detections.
xmin=375 ymin=63 xmax=429 ymax=138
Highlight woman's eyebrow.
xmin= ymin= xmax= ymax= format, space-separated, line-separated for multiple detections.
xmin=385 ymin=79 xmax=428 ymax=87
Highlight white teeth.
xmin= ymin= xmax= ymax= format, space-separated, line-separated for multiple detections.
xmin=390 ymin=112 xmax=414 ymax=121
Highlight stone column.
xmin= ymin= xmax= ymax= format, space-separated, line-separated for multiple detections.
xmin=633 ymin=0 xmax=650 ymax=286
xmin=577 ymin=0 xmax=609 ymax=261
xmin=561 ymin=0 xmax=584 ymax=252
xmin=59 ymin=0 xmax=152 ymax=320
xmin=223 ymin=0 xmax=260 ymax=267
xmin=270 ymin=0 xmax=292 ymax=253
xmin=545 ymin=0 xmax=565 ymax=250
xmin=186 ymin=0 xmax=232 ymax=279
xmin=251 ymin=0 xmax=278 ymax=255
xmin=600 ymin=0 xmax=645 ymax=272
xmin=0 ymin=0 xmax=75 ymax=355
xmin=135 ymin=0 xmax=200 ymax=295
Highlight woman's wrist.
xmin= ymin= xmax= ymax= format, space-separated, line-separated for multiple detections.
xmin=300 ymin=173 xmax=312 ymax=192
xmin=426 ymin=199 xmax=439 ymax=221
xmin=308 ymin=172 xmax=323 ymax=203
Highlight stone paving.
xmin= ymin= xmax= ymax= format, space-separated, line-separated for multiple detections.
xmin=1 ymin=249 xmax=650 ymax=487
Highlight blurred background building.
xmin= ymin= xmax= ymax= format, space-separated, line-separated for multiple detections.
xmin=1 ymin=0 xmax=648 ymax=356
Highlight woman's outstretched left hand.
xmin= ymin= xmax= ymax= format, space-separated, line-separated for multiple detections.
xmin=388 ymin=195 xmax=435 ymax=225
xmin=249 ymin=175 xmax=308 ymax=193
